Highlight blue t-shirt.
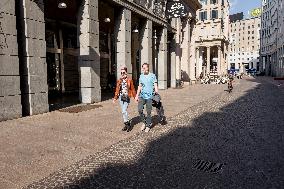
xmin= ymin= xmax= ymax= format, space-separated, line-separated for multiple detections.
xmin=139 ymin=73 xmax=157 ymax=99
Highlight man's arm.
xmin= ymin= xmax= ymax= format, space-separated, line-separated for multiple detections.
xmin=154 ymin=82 xmax=158 ymax=94
xmin=135 ymin=84 xmax=142 ymax=101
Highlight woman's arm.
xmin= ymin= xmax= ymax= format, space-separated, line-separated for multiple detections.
xmin=130 ymin=80 xmax=137 ymax=98
xmin=113 ymin=80 xmax=120 ymax=100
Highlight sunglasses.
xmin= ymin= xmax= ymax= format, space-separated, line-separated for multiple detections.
xmin=121 ymin=72 xmax=126 ymax=75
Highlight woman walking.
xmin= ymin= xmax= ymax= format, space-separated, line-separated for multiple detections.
xmin=113 ymin=67 xmax=136 ymax=132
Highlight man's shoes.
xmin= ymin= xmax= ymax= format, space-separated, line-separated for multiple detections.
xmin=126 ymin=121 xmax=131 ymax=132
xmin=141 ymin=123 xmax=146 ymax=131
xmin=144 ymin=127 xmax=151 ymax=133
xmin=160 ymin=117 xmax=167 ymax=125
xmin=122 ymin=121 xmax=129 ymax=131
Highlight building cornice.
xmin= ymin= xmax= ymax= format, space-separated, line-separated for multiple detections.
xmin=182 ymin=0 xmax=202 ymax=11
xmin=112 ymin=0 xmax=168 ymax=26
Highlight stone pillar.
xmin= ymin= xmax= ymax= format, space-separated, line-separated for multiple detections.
xmin=140 ymin=19 xmax=152 ymax=71
xmin=175 ymin=18 xmax=181 ymax=82
xmin=189 ymin=20 xmax=196 ymax=83
xmin=115 ymin=8 xmax=132 ymax=78
xmin=206 ymin=46 xmax=210 ymax=75
xmin=170 ymin=35 xmax=177 ymax=88
xmin=217 ymin=45 xmax=222 ymax=75
xmin=0 ymin=0 xmax=22 ymax=121
xmin=18 ymin=0 xmax=49 ymax=116
xmin=158 ymin=27 xmax=167 ymax=89
xmin=196 ymin=47 xmax=200 ymax=78
xmin=78 ymin=0 xmax=101 ymax=103
xmin=180 ymin=19 xmax=191 ymax=82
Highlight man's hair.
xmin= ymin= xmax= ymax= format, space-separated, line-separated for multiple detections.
xmin=121 ymin=67 xmax=127 ymax=73
xmin=142 ymin=63 xmax=149 ymax=68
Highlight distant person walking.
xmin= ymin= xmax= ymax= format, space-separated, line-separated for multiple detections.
xmin=135 ymin=63 xmax=164 ymax=132
xmin=113 ymin=67 xmax=136 ymax=132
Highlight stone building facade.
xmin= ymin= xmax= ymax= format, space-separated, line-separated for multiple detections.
xmin=260 ymin=0 xmax=284 ymax=77
xmin=228 ymin=16 xmax=261 ymax=73
xmin=190 ymin=0 xmax=230 ymax=81
xmin=0 ymin=0 xmax=201 ymax=121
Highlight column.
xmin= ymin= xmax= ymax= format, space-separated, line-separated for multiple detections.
xmin=78 ymin=0 xmax=101 ymax=103
xmin=140 ymin=19 xmax=152 ymax=71
xmin=217 ymin=45 xmax=222 ymax=75
xmin=18 ymin=0 xmax=49 ymax=115
xmin=115 ymin=8 xmax=132 ymax=78
xmin=0 ymin=0 xmax=22 ymax=121
xmin=180 ymin=19 xmax=191 ymax=82
xmin=196 ymin=47 xmax=200 ymax=78
xmin=175 ymin=18 xmax=181 ymax=82
xmin=170 ymin=35 xmax=177 ymax=88
xmin=189 ymin=21 xmax=196 ymax=83
xmin=206 ymin=46 xmax=210 ymax=75
xmin=158 ymin=27 xmax=167 ymax=89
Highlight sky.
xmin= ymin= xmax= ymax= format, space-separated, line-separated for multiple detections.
xmin=229 ymin=0 xmax=262 ymax=18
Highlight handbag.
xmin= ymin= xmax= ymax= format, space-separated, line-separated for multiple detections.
xmin=121 ymin=94 xmax=130 ymax=102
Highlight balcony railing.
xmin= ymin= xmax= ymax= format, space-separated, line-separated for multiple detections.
xmin=133 ymin=0 xmax=150 ymax=9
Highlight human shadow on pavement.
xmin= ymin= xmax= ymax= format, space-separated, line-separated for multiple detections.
xmin=129 ymin=115 xmax=163 ymax=132
xmin=26 ymin=78 xmax=284 ymax=189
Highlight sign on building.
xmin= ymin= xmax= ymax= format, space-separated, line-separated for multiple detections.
xmin=250 ymin=8 xmax=262 ymax=17
xmin=166 ymin=0 xmax=188 ymax=19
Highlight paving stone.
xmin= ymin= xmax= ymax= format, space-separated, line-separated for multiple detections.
xmin=22 ymin=77 xmax=284 ymax=188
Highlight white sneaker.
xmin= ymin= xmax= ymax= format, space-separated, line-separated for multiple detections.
xmin=144 ymin=127 xmax=150 ymax=133
xmin=141 ymin=123 xmax=146 ymax=131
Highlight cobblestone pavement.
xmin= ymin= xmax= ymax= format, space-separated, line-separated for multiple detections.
xmin=0 ymin=83 xmax=226 ymax=188
xmin=23 ymin=77 xmax=284 ymax=189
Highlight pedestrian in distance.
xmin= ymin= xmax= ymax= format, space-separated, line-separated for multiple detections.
xmin=113 ymin=67 xmax=136 ymax=132
xmin=227 ymin=73 xmax=234 ymax=93
xmin=135 ymin=63 xmax=164 ymax=133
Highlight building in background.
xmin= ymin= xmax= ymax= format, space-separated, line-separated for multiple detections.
xmin=0 ymin=0 xmax=201 ymax=121
xmin=229 ymin=12 xmax=244 ymax=23
xmin=228 ymin=16 xmax=261 ymax=73
xmin=260 ymin=0 xmax=284 ymax=77
xmin=191 ymin=0 xmax=230 ymax=81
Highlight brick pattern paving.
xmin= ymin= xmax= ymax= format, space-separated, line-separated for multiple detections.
xmin=24 ymin=77 xmax=284 ymax=188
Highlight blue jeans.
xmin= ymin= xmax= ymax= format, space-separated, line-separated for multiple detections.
xmin=119 ymin=96 xmax=129 ymax=123
xmin=138 ymin=97 xmax=153 ymax=127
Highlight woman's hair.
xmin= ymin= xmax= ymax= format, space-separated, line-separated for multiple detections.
xmin=121 ymin=67 xmax=128 ymax=73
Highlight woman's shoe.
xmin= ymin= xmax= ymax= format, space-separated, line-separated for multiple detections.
xmin=122 ymin=122 xmax=128 ymax=131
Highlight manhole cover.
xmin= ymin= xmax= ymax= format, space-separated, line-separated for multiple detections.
xmin=193 ymin=159 xmax=224 ymax=173
xmin=59 ymin=104 xmax=103 ymax=113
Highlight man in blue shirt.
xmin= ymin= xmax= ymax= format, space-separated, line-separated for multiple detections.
xmin=135 ymin=63 xmax=158 ymax=132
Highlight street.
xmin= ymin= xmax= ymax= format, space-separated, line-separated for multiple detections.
xmin=23 ymin=77 xmax=284 ymax=189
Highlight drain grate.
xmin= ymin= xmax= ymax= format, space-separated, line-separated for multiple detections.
xmin=59 ymin=104 xmax=103 ymax=113
xmin=193 ymin=159 xmax=224 ymax=173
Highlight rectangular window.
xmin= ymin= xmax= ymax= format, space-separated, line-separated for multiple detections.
xmin=200 ymin=0 xmax=208 ymax=5
xmin=200 ymin=11 xmax=207 ymax=21
xmin=211 ymin=10 xmax=218 ymax=19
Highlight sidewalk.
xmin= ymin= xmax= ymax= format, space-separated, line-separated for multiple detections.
xmin=0 ymin=84 xmax=227 ymax=188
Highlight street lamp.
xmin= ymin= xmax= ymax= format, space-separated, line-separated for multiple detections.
xmin=104 ymin=18 xmax=111 ymax=23
xmin=58 ymin=1 xmax=67 ymax=8
xmin=132 ymin=24 xmax=139 ymax=33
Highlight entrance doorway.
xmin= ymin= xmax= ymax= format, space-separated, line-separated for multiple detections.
xmin=44 ymin=0 xmax=81 ymax=110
